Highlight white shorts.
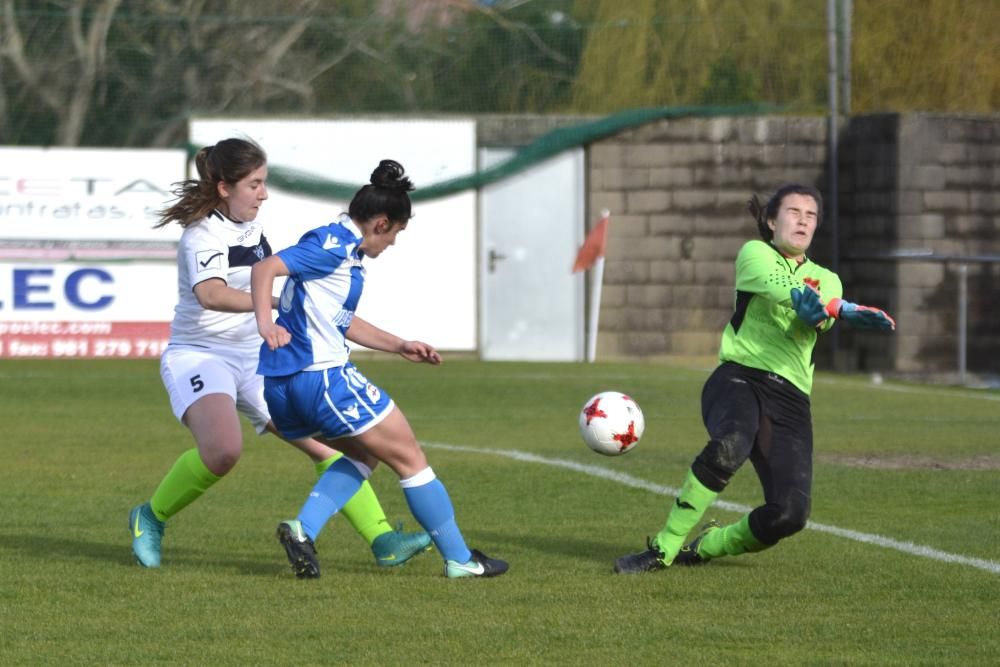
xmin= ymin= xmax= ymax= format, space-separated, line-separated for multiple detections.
xmin=160 ymin=343 xmax=270 ymax=434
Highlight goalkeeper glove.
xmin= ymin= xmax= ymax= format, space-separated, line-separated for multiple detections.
xmin=824 ymin=298 xmax=896 ymax=331
xmin=790 ymin=287 xmax=829 ymax=327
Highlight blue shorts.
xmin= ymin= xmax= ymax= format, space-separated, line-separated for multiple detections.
xmin=264 ymin=362 xmax=395 ymax=440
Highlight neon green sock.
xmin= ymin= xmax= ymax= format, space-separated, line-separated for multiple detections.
xmin=654 ymin=468 xmax=719 ymax=562
xmin=149 ymin=448 xmax=221 ymax=521
xmin=698 ymin=514 xmax=767 ymax=560
xmin=315 ymin=454 xmax=391 ymax=546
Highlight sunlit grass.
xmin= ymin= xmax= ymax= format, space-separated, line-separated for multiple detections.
xmin=1 ymin=359 xmax=997 ymax=664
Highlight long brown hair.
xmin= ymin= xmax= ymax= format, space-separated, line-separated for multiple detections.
xmin=156 ymin=138 xmax=267 ymax=228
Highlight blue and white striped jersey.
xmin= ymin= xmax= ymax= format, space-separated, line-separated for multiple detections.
xmin=257 ymin=214 xmax=366 ymax=377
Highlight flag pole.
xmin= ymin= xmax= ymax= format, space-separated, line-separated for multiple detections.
xmin=572 ymin=209 xmax=611 ymax=363
xmin=586 ymin=251 xmax=605 ymax=363
xmin=585 ymin=209 xmax=610 ymax=363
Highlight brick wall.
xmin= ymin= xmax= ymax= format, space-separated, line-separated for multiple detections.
xmin=478 ymin=111 xmax=999 ymax=375
xmin=585 ymin=113 xmax=1000 ymax=374
xmin=870 ymin=114 xmax=999 ymax=375
xmin=588 ymin=115 xmax=830 ymax=360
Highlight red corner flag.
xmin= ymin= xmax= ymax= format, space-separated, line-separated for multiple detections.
xmin=572 ymin=210 xmax=610 ymax=273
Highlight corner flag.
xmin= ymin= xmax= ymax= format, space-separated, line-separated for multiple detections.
xmin=572 ymin=210 xmax=610 ymax=273
xmin=573 ymin=210 xmax=610 ymax=362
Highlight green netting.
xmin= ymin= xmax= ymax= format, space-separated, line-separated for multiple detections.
xmin=4 ymin=3 xmax=994 ymax=148
xmin=187 ymin=103 xmax=776 ymax=204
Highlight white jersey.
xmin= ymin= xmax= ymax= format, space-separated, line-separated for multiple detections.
xmin=169 ymin=209 xmax=272 ymax=353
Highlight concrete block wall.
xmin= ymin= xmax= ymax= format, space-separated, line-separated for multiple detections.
xmin=479 ymin=112 xmax=999 ymax=375
xmin=892 ymin=114 xmax=999 ymax=374
xmin=835 ymin=114 xmax=1000 ymax=374
xmin=588 ymin=115 xmax=830 ymax=360
xmin=587 ymin=112 xmax=999 ymax=373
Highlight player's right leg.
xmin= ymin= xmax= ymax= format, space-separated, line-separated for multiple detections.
xmin=253 ymin=359 xmax=433 ymax=569
xmin=615 ymin=364 xmax=758 ymax=574
xmin=267 ymin=369 xmax=380 ymax=577
xmin=274 ymin=431 xmax=432 ymax=568
xmin=613 ymin=468 xmax=721 ymax=573
xmin=672 ymin=515 xmax=764 ymax=565
xmin=358 ymin=408 xmax=508 ymax=579
xmin=130 ymin=351 xmax=242 ymax=568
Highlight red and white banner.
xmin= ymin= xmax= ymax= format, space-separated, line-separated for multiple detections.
xmin=1 ymin=131 xmax=482 ymax=357
xmin=0 ymin=320 xmax=169 ymax=358
xmin=0 ymin=148 xmax=184 ymax=358
xmin=0 ymin=262 xmax=177 ymax=358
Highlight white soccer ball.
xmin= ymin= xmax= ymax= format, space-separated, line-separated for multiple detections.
xmin=578 ymin=391 xmax=645 ymax=456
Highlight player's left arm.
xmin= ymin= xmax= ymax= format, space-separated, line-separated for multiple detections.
xmin=824 ymin=296 xmax=896 ymax=331
xmin=346 ymin=316 xmax=442 ymax=364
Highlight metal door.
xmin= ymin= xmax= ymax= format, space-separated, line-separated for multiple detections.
xmin=479 ymin=148 xmax=584 ymax=360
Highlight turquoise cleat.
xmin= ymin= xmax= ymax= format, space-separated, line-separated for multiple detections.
xmin=129 ymin=503 xmax=165 ymax=568
xmin=371 ymin=524 xmax=433 ymax=568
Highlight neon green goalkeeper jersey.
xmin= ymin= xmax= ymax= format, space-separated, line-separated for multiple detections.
xmin=718 ymin=240 xmax=843 ymax=396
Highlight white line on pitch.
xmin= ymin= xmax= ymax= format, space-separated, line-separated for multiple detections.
xmin=815 ymin=375 xmax=1000 ymax=401
xmin=423 ymin=441 xmax=1000 ymax=576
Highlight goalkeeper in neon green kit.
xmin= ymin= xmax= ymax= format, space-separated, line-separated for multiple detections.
xmin=615 ymin=184 xmax=895 ymax=573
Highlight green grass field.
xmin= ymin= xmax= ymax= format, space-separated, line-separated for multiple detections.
xmin=1 ymin=358 xmax=998 ymax=665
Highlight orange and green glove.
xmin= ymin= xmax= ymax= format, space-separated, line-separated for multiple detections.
xmin=825 ymin=298 xmax=896 ymax=331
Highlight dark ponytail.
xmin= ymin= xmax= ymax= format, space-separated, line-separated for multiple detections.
xmin=348 ymin=159 xmax=415 ymax=224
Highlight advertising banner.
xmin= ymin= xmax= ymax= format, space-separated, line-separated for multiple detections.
xmin=0 ymin=148 xmax=184 ymax=358
xmin=0 ymin=262 xmax=177 ymax=358
xmin=0 ymin=147 xmax=185 ymax=245
xmin=0 ymin=131 xmax=478 ymax=357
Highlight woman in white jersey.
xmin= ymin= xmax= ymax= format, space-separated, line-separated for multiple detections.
xmin=129 ymin=138 xmax=430 ymax=569
xmin=252 ymin=159 xmax=508 ymax=579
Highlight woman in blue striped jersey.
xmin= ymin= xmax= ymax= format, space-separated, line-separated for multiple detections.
xmin=252 ymin=159 xmax=508 ymax=579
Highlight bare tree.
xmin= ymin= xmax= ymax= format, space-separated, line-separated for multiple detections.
xmin=0 ymin=0 xmax=382 ymax=146
xmin=113 ymin=0 xmax=329 ymax=146
xmin=0 ymin=0 xmax=583 ymax=146
xmin=1 ymin=0 xmax=122 ymax=145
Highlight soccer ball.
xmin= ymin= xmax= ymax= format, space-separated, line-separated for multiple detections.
xmin=578 ymin=391 xmax=645 ymax=456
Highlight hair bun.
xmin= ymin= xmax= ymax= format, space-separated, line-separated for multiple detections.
xmin=370 ymin=159 xmax=414 ymax=192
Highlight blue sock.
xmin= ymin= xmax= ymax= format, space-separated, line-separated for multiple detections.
xmin=297 ymin=457 xmax=366 ymax=540
xmin=401 ymin=471 xmax=471 ymax=564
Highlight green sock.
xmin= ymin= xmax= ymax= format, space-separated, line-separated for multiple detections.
xmin=654 ymin=468 xmax=719 ymax=562
xmin=315 ymin=454 xmax=392 ymax=546
xmin=698 ymin=514 xmax=767 ymax=561
xmin=149 ymin=448 xmax=221 ymax=521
